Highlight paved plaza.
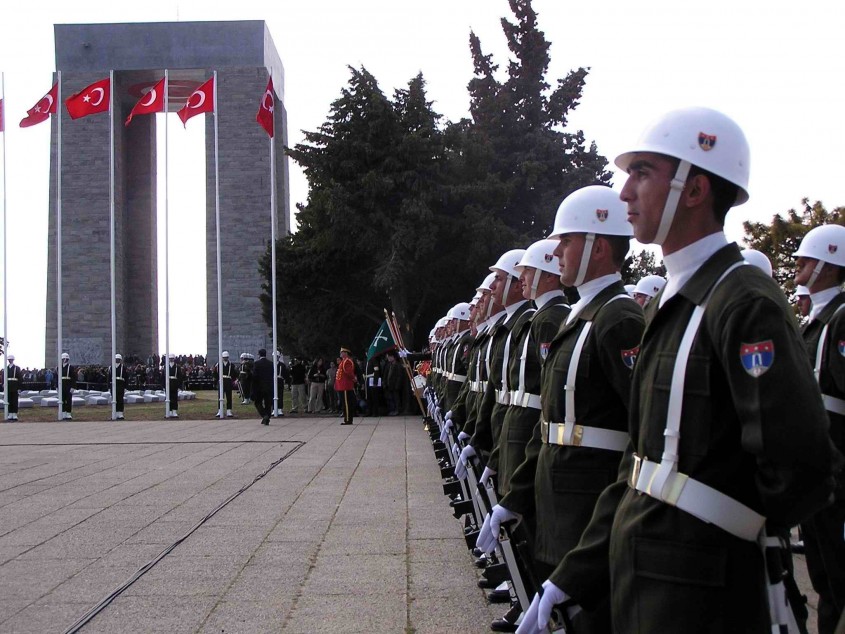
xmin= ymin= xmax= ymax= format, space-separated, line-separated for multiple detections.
xmin=0 ymin=414 xmax=821 ymax=633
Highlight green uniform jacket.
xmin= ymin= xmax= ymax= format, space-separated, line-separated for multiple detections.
xmin=462 ymin=314 xmax=505 ymax=438
xmin=449 ymin=327 xmax=486 ymax=431
xmin=444 ymin=330 xmax=473 ymax=412
xmin=493 ymin=296 xmax=570 ymax=497
xmin=551 ymin=244 xmax=839 ymax=634
xmin=470 ymin=302 xmax=532 ymax=458
xmin=500 ymin=282 xmax=643 ymax=568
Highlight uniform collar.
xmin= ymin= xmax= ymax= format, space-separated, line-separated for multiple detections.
xmin=534 ymin=289 xmax=565 ymax=311
xmin=504 ymin=299 xmax=528 ymax=320
xmin=810 ymin=287 xmax=845 ymax=322
xmin=567 ymin=273 xmax=621 ymax=324
xmin=660 ymin=232 xmax=729 ymax=307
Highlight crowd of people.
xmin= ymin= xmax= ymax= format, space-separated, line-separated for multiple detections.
xmin=419 ymin=106 xmax=845 ymax=634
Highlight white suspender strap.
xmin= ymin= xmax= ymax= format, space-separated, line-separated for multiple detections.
xmin=501 ymin=330 xmax=514 ymax=394
xmin=814 ymin=303 xmax=845 ymax=415
xmin=516 ymin=331 xmax=532 ymax=400
xmin=563 ymin=294 xmax=631 ymax=446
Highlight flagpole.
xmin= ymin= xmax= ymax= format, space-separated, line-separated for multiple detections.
xmin=109 ymin=70 xmax=117 ymax=421
xmin=164 ymin=69 xmax=171 ymax=418
xmin=57 ymin=71 xmax=63 ymax=421
xmin=213 ymin=70 xmax=224 ymax=417
xmin=1 ymin=73 xmax=8 ymax=422
xmin=270 ymin=93 xmax=278 ymax=417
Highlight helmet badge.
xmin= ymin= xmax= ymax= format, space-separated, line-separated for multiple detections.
xmin=544 ymin=253 xmax=554 ymax=263
xmin=698 ymin=132 xmax=717 ymax=151
xmin=830 ymin=244 xmax=839 ymax=254
xmin=596 ymin=209 xmax=608 ymax=222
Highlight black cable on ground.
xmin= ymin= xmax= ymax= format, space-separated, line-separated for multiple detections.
xmin=61 ymin=440 xmax=305 ymax=634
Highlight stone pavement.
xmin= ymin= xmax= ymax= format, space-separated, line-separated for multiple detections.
xmin=0 ymin=415 xmax=498 ymax=633
xmin=0 ymin=414 xmax=822 ymax=633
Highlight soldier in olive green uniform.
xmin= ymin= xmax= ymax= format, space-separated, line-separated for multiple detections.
xmin=482 ymin=188 xmax=643 ymax=634
xmin=517 ymin=108 xmax=840 ymax=634
xmin=441 ymin=290 xmax=485 ymax=439
xmin=442 ymin=303 xmax=474 ymax=414
xmin=456 ymin=249 xmax=532 ymax=479
xmin=489 ymin=239 xmax=570 ymax=498
xmin=794 ymin=224 xmax=845 ymax=634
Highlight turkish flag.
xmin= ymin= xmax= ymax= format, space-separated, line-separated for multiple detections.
xmin=19 ymin=82 xmax=58 ymax=128
xmin=177 ymin=77 xmax=214 ymax=127
xmin=256 ymin=77 xmax=274 ymax=138
xmin=65 ymin=77 xmax=110 ymax=120
xmin=125 ymin=76 xmax=166 ymax=127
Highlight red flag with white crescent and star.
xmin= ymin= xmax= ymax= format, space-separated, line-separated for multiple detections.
xmin=125 ymin=76 xmax=166 ymax=127
xmin=177 ymin=77 xmax=215 ymax=127
xmin=19 ymin=82 xmax=58 ymax=128
xmin=65 ymin=77 xmax=111 ymax=120
xmin=256 ymin=77 xmax=275 ymax=138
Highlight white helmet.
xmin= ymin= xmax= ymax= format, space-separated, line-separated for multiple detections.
xmin=516 ymin=239 xmax=561 ymax=299
xmin=8 ymin=354 xmax=14 ymax=362
xmin=447 ymin=302 xmax=472 ymax=321
xmin=476 ymin=272 xmax=497 ymax=293
xmin=795 ymin=285 xmax=810 ymax=297
xmin=615 ymin=107 xmax=750 ymax=245
xmin=115 ymin=353 xmax=122 ymax=361
xmin=61 ymin=352 xmax=69 ymax=360
xmin=634 ymin=274 xmax=667 ymax=298
xmin=490 ymin=249 xmax=527 ymax=279
xmin=549 ymin=186 xmax=631 ymax=286
xmin=169 ymin=353 xmax=176 ymax=360
xmin=741 ymin=249 xmax=773 ymax=277
xmin=470 ymin=291 xmax=482 ymax=306
xmin=624 ymin=284 xmax=637 ymax=297
xmin=793 ymin=224 xmax=845 ymax=288
xmin=222 ymin=351 xmax=229 ymax=358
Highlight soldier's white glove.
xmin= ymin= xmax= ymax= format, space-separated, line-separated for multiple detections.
xmin=515 ymin=580 xmax=577 ymax=633
xmin=445 ymin=409 xmax=453 ymax=421
xmin=457 ymin=431 xmax=470 ymax=443
xmin=489 ymin=504 xmax=520 ymax=543
xmin=476 ymin=513 xmax=498 ymax=554
xmin=439 ymin=418 xmax=454 ymax=443
xmin=399 ymin=349 xmax=408 ymax=358
xmin=454 ymin=445 xmax=476 ymax=480
xmin=479 ymin=466 xmax=496 ymax=487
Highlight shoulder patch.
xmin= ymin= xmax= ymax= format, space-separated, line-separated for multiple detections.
xmin=740 ymin=341 xmax=774 ymax=377
xmin=621 ymin=346 xmax=639 ymax=370
xmin=839 ymin=341 xmax=845 ymax=357
xmin=539 ymin=342 xmax=551 ymax=361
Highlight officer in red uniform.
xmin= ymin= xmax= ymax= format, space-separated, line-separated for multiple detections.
xmin=336 ymin=347 xmax=357 ymax=425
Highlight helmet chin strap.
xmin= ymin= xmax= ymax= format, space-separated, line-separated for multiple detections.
xmin=502 ymin=275 xmax=514 ymax=305
xmin=653 ymin=160 xmax=691 ymax=246
xmin=806 ymin=260 xmax=826 ymax=290
xmin=485 ymin=295 xmax=494 ymax=320
xmin=574 ymin=233 xmax=595 ymax=287
xmin=530 ymin=268 xmax=541 ymax=300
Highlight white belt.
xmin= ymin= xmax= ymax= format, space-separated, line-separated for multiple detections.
xmin=449 ymin=374 xmax=467 ymax=383
xmin=495 ymin=389 xmax=511 ymax=405
xmin=508 ymin=390 xmax=541 ymax=410
xmin=823 ymin=394 xmax=845 ymax=416
xmin=629 ymin=454 xmax=765 ymax=542
xmin=541 ymin=419 xmax=628 ymax=451
xmin=471 ymin=380 xmax=487 ymax=394
xmin=469 ymin=380 xmax=480 ymax=392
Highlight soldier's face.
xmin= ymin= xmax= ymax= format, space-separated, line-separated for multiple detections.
xmin=620 ymin=152 xmax=675 ymax=245
xmin=794 ymin=256 xmax=818 ymax=287
xmin=555 ymin=233 xmax=587 ymax=288
xmin=518 ymin=266 xmax=533 ymax=299
xmin=491 ymin=269 xmax=508 ymax=306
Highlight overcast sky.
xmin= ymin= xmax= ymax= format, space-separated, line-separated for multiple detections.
xmin=1 ymin=0 xmax=843 ymax=366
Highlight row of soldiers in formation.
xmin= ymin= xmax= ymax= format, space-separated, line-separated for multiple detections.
xmin=418 ymin=106 xmax=845 ymax=634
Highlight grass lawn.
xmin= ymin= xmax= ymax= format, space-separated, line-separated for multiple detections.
xmin=6 ymin=390 xmax=295 ymax=423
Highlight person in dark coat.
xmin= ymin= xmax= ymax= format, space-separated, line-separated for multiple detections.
xmin=251 ymin=348 xmax=275 ymax=425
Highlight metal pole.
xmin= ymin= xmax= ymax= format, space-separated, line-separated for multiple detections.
xmin=270 ymin=114 xmax=278 ymax=416
xmin=1 ymin=73 xmax=7 ymax=422
xmin=109 ymin=70 xmax=117 ymax=420
xmin=57 ymin=72 xmax=63 ymax=421
xmin=214 ymin=71 xmax=224 ymax=417
xmin=164 ymin=69 xmax=171 ymax=418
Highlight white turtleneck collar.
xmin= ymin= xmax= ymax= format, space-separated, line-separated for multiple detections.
xmin=534 ymin=289 xmax=565 ymax=311
xmin=659 ymin=232 xmax=729 ymax=308
xmin=504 ymin=299 xmax=528 ymax=320
xmin=566 ymin=273 xmax=621 ymax=324
xmin=809 ymin=286 xmax=842 ymax=322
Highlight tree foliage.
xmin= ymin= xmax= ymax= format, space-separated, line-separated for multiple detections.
xmin=622 ymin=250 xmax=666 ymax=285
xmin=743 ymin=198 xmax=845 ymax=295
xmin=261 ymin=0 xmax=612 ymax=357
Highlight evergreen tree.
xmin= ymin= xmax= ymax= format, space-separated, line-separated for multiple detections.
xmin=622 ymin=250 xmax=666 ymax=285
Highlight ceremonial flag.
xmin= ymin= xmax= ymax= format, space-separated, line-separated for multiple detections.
xmin=366 ymin=320 xmax=396 ymax=361
xmin=256 ymin=77 xmax=275 ymax=137
xmin=65 ymin=77 xmax=110 ymax=120
xmin=177 ymin=77 xmax=214 ymax=127
xmin=20 ymin=82 xmax=58 ymax=128
xmin=125 ymin=76 xmax=166 ymax=127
